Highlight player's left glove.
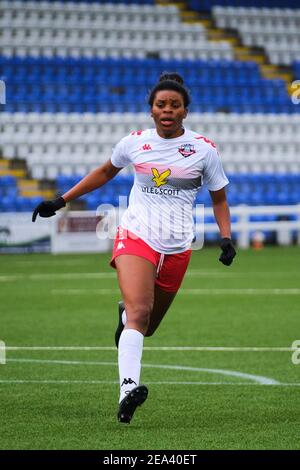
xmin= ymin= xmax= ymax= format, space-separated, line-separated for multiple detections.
xmin=32 ymin=197 xmax=66 ymax=222
xmin=219 ymin=237 xmax=236 ymax=266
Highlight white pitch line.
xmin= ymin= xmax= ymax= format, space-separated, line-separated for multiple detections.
xmin=143 ymin=363 xmax=279 ymax=385
xmin=52 ymin=288 xmax=120 ymax=295
xmin=0 ymin=379 xmax=299 ymax=387
xmin=6 ymin=358 xmax=279 ymax=385
xmin=13 ymin=260 xmax=94 ymax=266
xmin=5 ymin=346 xmax=296 ymax=351
xmin=187 ymin=270 xmax=299 ymax=276
xmin=182 ymin=288 xmax=300 ymax=295
xmin=1 ymin=271 xmax=298 ymax=282
xmin=0 ymin=272 xmax=116 ymax=282
xmin=50 ymin=288 xmax=300 ymax=295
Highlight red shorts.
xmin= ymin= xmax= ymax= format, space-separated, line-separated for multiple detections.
xmin=110 ymin=227 xmax=192 ymax=293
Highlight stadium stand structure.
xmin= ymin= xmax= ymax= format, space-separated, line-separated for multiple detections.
xmin=212 ymin=6 xmax=300 ymax=66
xmin=0 ymin=0 xmax=299 ymax=221
xmin=173 ymin=1 xmax=298 ymax=98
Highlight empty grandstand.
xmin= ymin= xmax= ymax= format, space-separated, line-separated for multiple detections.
xmin=0 ymin=0 xmax=300 ymax=248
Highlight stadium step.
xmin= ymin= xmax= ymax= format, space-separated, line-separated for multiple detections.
xmin=180 ymin=10 xmax=201 ymax=22
xmin=163 ymin=0 xmax=253 ymax=43
xmin=17 ymin=179 xmax=55 ymax=199
xmin=235 ymin=50 xmax=266 ymax=65
xmin=260 ymin=64 xmax=294 ymax=81
xmin=206 ymin=27 xmax=237 ymax=42
xmin=0 ymin=157 xmax=28 ymax=178
xmin=0 ymin=168 xmax=27 ymax=178
xmin=0 ymin=159 xmax=10 ymax=170
xmin=19 ymin=189 xmax=55 ymax=198
xmin=18 ymin=179 xmax=40 ymax=191
xmin=190 ymin=17 xmax=212 ymax=27
xmin=0 ymin=157 xmax=56 ymax=206
xmin=156 ymin=0 xmax=186 ymax=8
xmin=260 ymin=64 xmax=295 ymax=96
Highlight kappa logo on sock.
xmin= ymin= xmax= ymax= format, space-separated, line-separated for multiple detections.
xmin=121 ymin=378 xmax=137 ymax=387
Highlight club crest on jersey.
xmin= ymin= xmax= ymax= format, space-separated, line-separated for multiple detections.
xmin=151 ymin=168 xmax=171 ymax=187
xmin=178 ymin=144 xmax=196 ymax=158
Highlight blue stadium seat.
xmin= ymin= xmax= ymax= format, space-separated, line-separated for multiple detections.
xmin=0 ymin=175 xmax=17 ymax=188
xmin=1 ymin=57 xmax=295 ymax=114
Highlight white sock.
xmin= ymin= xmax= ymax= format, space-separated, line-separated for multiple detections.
xmin=118 ymin=328 xmax=144 ymax=403
xmin=122 ymin=309 xmax=127 ymax=325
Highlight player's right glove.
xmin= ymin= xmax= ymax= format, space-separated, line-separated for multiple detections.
xmin=32 ymin=196 xmax=66 ymax=222
xmin=219 ymin=237 xmax=236 ymax=266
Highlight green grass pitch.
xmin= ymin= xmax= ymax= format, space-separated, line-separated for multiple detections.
xmin=1 ymin=246 xmax=300 ymax=450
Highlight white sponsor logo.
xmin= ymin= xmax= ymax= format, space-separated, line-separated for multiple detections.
xmin=117 ymin=241 xmax=125 ymax=250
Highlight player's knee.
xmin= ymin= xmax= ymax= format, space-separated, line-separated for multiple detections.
xmin=145 ymin=327 xmax=155 ymax=337
xmin=126 ymin=302 xmax=153 ymax=331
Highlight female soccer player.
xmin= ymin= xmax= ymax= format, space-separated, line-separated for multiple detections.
xmin=32 ymin=73 xmax=236 ymax=424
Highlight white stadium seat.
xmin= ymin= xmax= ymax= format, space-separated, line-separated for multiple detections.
xmin=1 ymin=112 xmax=300 ymax=178
xmin=0 ymin=0 xmax=233 ymax=60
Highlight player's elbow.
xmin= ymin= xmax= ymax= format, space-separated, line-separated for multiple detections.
xmin=209 ymin=188 xmax=227 ymax=206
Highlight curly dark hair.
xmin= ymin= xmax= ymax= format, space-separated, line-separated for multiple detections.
xmin=148 ymin=72 xmax=191 ymax=108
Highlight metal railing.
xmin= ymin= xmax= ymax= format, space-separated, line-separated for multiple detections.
xmin=202 ymin=205 xmax=300 ymax=248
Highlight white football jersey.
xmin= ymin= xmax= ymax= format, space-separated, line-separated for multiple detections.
xmin=111 ymin=127 xmax=228 ymax=254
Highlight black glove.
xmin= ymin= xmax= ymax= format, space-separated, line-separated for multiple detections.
xmin=219 ymin=237 xmax=236 ymax=266
xmin=32 ymin=197 xmax=66 ymax=222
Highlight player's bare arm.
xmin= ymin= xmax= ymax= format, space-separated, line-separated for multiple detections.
xmin=62 ymin=160 xmax=122 ymax=202
xmin=210 ymin=188 xmax=236 ymax=266
xmin=210 ymin=187 xmax=231 ymax=239
xmin=32 ymin=160 xmax=121 ymax=222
